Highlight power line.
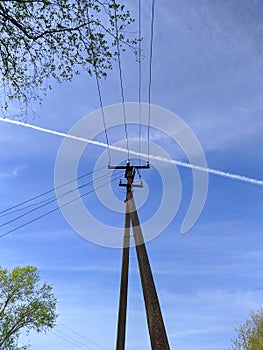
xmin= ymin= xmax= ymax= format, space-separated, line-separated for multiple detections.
xmin=86 ymin=7 xmax=111 ymax=164
xmin=58 ymin=322 xmax=107 ymax=350
xmin=138 ymin=0 xmax=142 ymax=165
xmin=53 ymin=328 xmax=96 ymax=350
xmin=0 ymin=165 xmax=106 ymax=216
xmin=113 ymin=0 xmax=130 ymax=160
xmin=0 ymin=171 xmax=115 ymax=228
xmin=51 ymin=330 xmax=94 ymax=350
xmin=0 ymin=171 xmax=109 ymax=218
xmin=95 ymin=75 xmax=111 ymax=164
xmin=0 ymin=168 xmax=107 ymax=218
xmin=147 ymin=0 xmax=155 ymax=162
xmin=0 ymin=173 xmax=122 ymax=238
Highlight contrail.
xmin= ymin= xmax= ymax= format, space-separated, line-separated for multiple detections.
xmin=1 ymin=117 xmax=263 ymax=186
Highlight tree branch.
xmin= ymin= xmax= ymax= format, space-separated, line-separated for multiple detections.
xmin=0 ymin=8 xmax=94 ymax=40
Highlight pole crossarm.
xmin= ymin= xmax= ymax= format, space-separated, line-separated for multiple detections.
xmin=114 ymin=160 xmax=170 ymax=350
xmin=108 ymin=160 xmax=150 ymax=171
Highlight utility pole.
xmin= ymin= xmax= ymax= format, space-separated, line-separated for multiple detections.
xmin=109 ymin=161 xmax=170 ymax=350
xmin=115 ymin=202 xmax=130 ymax=350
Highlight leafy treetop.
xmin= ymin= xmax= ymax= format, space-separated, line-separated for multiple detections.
xmin=0 ymin=265 xmax=57 ymax=350
xmin=227 ymin=309 xmax=263 ymax=350
xmin=0 ymin=0 xmax=138 ymax=117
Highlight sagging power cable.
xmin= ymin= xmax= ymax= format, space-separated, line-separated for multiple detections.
xmin=147 ymin=0 xmax=155 ymax=162
xmin=138 ymin=0 xmax=142 ymax=165
xmin=113 ymin=0 xmax=130 ymax=160
xmin=87 ymin=7 xmax=111 ymax=164
xmin=0 ymin=165 xmax=106 ymax=216
xmin=0 ymin=171 xmax=117 ymax=228
xmin=0 ymin=172 xmax=122 ymax=239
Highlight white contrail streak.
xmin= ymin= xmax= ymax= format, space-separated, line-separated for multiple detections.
xmin=1 ymin=117 xmax=263 ymax=186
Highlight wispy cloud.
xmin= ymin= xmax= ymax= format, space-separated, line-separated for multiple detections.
xmin=172 ymin=325 xmax=231 ymax=338
xmin=0 ymin=164 xmax=27 ymax=180
xmin=44 ymin=264 xmax=120 ymax=274
xmin=160 ymin=288 xmax=263 ymax=316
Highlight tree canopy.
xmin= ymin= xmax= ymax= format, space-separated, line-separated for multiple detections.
xmin=0 ymin=0 xmax=138 ymax=116
xmin=228 ymin=309 xmax=263 ymax=350
xmin=0 ymin=265 xmax=57 ymax=350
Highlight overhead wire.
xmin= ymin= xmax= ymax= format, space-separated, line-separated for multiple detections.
xmin=53 ymin=328 xmax=97 ymax=350
xmin=58 ymin=322 xmax=107 ymax=350
xmin=0 ymin=172 xmax=122 ymax=239
xmin=0 ymin=171 xmax=116 ymax=228
xmin=138 ymin=0 xmax=142 ymax=165
xmin=51 ymin=330 xmax=94 ymax=350
xmin=147 ymin=0 xmax=155 ymax=163
xmin=0 ymin=168 xmax=107 ymax=218
xmin=86 ymin=7 xmax=111 ymax=164
xmin=113 ymin=0 xmax=130 ymax=160
xmin=0 ymin=165 xmax=106 ymax=216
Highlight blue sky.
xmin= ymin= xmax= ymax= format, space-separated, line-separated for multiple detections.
xmin=1 ymin=0 xmax=263 ymax=349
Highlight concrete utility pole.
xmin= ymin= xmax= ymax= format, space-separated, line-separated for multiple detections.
xmin=109 ymin=161 xmax=170 ymax=350
xmin=115 ymin=203 xmax=130 ymax=350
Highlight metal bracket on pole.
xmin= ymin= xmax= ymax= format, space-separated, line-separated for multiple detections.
xmin=119 ymin=180 xmax=143 ymax=188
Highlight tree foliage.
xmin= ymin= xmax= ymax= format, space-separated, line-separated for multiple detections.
xmin=0 ymin=0 xmax=138 ymax=116
xmin=228 ymin=309 xmax=263 ymax=350
xmin=0 ymin=265 xmax=57 ymax=350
